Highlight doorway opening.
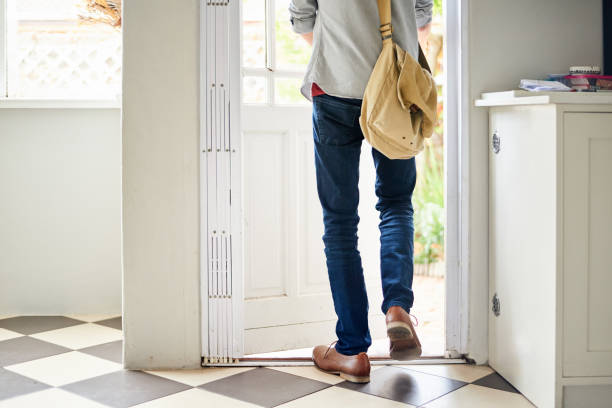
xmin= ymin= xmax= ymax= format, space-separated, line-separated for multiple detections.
xmin=240 ymin=0 xmax=448 ymax=360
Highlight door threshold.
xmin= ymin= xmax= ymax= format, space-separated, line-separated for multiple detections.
xmin=202 ymin=356 xmax=466 ymax=367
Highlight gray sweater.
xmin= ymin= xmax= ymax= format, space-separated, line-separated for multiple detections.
xmin=289 ymin=0 xmax=433 ymax=101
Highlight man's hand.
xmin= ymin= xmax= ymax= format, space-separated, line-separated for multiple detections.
xmin=301 ymin=32 xmax=313 ymax=46
xmin=417 ymin=23 xmax=431 ymax=49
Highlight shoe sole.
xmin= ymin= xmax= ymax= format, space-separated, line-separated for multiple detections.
xmin=312 ymin=353 xmax=370 ymax=383
xmin=386 ymin=321 xmax=422 ymax=361
xmin=313 ymin=364 xmax=370 ymax=383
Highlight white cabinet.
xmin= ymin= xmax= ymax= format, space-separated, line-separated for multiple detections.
xmin=477 ymin=91 xmax=612 ymax=408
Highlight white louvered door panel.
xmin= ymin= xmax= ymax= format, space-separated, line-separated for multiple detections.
xmin=200 ymin=0 xmax=243 ymax=364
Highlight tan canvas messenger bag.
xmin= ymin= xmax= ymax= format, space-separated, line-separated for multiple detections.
xmin=359 ymin=0 xmax=438 ymax=160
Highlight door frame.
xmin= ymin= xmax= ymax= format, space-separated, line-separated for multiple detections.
xmin=443 ymin=0 xmax=471 ymax=359
xmin=199 ymin=0 xmax=478 ymax=363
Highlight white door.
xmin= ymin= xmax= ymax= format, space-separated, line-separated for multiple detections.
xmin=241 ymin=0 xmax=387 ymax=354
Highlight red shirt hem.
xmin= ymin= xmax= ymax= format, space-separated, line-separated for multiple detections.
xmin=311 ymin=82 xmax=325 ymax=97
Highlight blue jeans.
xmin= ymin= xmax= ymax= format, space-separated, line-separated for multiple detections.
xmin=312 ymin=93 xmax=416 ymax=356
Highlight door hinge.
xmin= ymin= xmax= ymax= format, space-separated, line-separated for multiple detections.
xmin=492 ymin=131 xmax=501 ymax=154
xmin=492 ymin=293 xmax=500 ymax=316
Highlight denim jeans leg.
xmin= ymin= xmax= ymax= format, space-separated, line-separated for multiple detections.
xmin=312 ymin=94 xmax=372 ymax=356
xmin=371 ymin=147 xmax=417 ymax=316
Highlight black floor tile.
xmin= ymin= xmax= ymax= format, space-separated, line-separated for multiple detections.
xmin=0 ymin=336 xmax=71 ymax=366
xmin=0 ymin=368 xmax=50 ymax=400
xmin=472 ymin=372 xmax=519 ymax=393
xmin=338 ymin=365 xmax=467 ymax=406
xmin=79 ymin=340 xmax=122 ymax=364
xmin=199 ymin=367 xmax=332 ymax=407
xmin=0 ymin=316 xmax=84 ymax=335
xmin=62 ymin=370 xmax=191 ymax=408
xmin=94 ymin=317 xmax=122 ymax=331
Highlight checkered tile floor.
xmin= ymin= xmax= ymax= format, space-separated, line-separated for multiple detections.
xmin=0 ymin=316 xmax=535 ymax=407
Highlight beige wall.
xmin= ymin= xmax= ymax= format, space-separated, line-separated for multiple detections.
xmin=122 ymin=0 xmax=201 ymax=369
xmin=0 ymin=107 xmax=121 ymax=316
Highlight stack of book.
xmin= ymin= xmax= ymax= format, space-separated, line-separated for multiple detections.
xmin=547 ymin=66 xmax=612 ymax=92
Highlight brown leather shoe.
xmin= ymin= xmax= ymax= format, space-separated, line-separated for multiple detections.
xmin=312 ymin=342 xmax=370 ymax=383
xmin=385 ymin=306 xmax=422 ymax=360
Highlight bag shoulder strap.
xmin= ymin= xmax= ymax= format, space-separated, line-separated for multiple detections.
xmin=377 ymin=0 xmax=392 ymax=42
xmin=376 ymin=0 xmax=432 ymax=74
xmin=418 ymin=44 xmax=432 ymax=74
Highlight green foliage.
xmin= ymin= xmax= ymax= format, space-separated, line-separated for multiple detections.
xmin=276 ymin=78 xmax=305 ymax=104
xmin=413 ymin=143 xmax=445 ymax=264
xmin=275 ymin=9 xmax=310 ymax=68
xmin=433 ymin=0 xmax=443 ymax=16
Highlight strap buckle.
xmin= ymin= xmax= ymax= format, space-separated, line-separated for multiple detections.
xmin=379 ymin=22 xmax=392 ymax=40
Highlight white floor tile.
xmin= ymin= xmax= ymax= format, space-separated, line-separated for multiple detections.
xmin=145 ymin=367 xmax=256 ymax=387
xmin=64 ymin=314 xmax=120 ymax=323
xmin=423 ymin=384 xmax=535 ymax=408
xmin=396 ymin=364 xmax=494 ymax=383
xmin=4 ymin=351 xmax=122 ymax=387
xmin=276 ymin=386 xmax=415 ymax=408
xmin=30 ymin=323 xmax=122 ymax=350
xmin=0 ymin=388 xmax=109 ymax=408
xmin=0 ymin=328 xmax=23 ymax=342
xmin=131 ymin=388 xmax=260 ymax=407
xmin=269 ymin=366 xmax=347 ymax=385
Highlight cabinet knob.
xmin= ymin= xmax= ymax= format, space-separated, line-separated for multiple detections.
xmin=492 ymin=131 xmax=501 ymax=154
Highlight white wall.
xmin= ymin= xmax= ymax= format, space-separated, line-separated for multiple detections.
xmin=464 ymin=0 xmax=603 ymax=363
xmin=122 ymin=0 xmax=202 ymax=369
xmin=0 ymin=107 xmax=122 ymax=315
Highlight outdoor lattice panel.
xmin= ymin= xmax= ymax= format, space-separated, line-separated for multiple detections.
xmin=9 ymin=23 xmax=121 ymax=98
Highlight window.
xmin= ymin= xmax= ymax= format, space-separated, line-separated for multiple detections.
xmin=1 ymin=0 xmax=121 ymax=98
xmin=242 ymin=0 xmax=310 ymax=105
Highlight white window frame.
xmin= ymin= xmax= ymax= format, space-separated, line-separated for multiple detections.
xmin=242 ymin=0 xmax=307 ymax=106
xmin=1 ymin=0 xmax=8 ymax=97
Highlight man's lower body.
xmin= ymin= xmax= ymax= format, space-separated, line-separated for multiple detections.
xmin=310 ymin=93 xmax=420 ymax=381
